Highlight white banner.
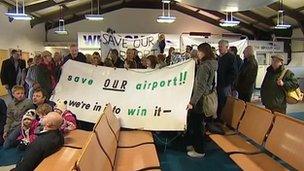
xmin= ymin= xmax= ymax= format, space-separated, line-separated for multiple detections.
xmin=51 ymin=60 xmax=195 ymax=131
xmin=248 ymin=40 xmax=284 ymax=52
xmin=181 ymin=37 xmax=248 ymax=57
xmin=100 ymin=32 xmax=160 ymax=59
xmin=78 ymin=32 xmax=180 ymax=54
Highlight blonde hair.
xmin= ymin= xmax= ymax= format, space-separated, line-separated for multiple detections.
xmin=12 ymin=85 xmax=24 ymax=93
xmin=36 ymin=103 xmax=53 ymax=117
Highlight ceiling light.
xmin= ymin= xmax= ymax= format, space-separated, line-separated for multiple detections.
xmin=86 ymin=0 xmax=104 ymax=21
xmin=55 ymin=6 xmax=68 ymax=35
xmin=54 ymin=30 xmax=68 ymax=35
xmin=157 ymin=16 xmax=176 ymax=23
xmin=162 ymin=0 xmax=171 ymax=3
xmin=220 ymin=20 xmax=240 ymax=27
xmin=157 ymin=0 xmax=176 ymax=24
xmin=274 ymin=24 xmax=291 ymax=29
xmin=5 ymin=13 xmax=32 ymax=20
xmin=85 ymin=14 xmax=104 ymax=21
xmin=273 ymin=0 xmax=291 ymax=30
xmin=5 ymin=0 xmax=33 ymax=21
xmin=220 ymin=12 xmax=239 ymax=27
xmin=55 ymin=19 xmax=68 ymax=35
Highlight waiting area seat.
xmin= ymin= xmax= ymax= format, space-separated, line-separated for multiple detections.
xmin=229 ymin=153 xmax=288 ymax=171
xmin=36 ymin=104 xmax=160 ymax=171
xmin=220 ymin=96 xmax=246 ymax=134
xmin=210 ymin=103 xmax=273 ymax=153
xmin=35 ymin=147 xmax=82 ymax=171
xmin=76 ymin=133 xmax=112 ymax=171
xmin=94 ymin=105 xmax=160 ymax=171
xmin=104 ymin=104 xmax=154 ymax=148
xmin=230 ymin=113 xmax=304 ymax=171
xmin=64 ymin=129 xmax=91 ymax=149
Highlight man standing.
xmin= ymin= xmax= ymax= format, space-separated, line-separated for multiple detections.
xmin=1 ymin=49 xmax=26 ymax=97
xmin=235 ymin=46 xmax=258 ymax=102
xmin=229 ymin=46 xmax=243 ymax=71
xmin=261 ymin=55 xmax=298 ymax=113
xmin=217 ymin=40 xmax=238 ymax=119
xmin=62 ymin=44 xmax=86 ymax=65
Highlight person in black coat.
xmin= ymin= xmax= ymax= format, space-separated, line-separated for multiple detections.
xmin=0 ymin=49 xmax=26 ymax=97
xmin=235 ymin=46 xmax=258 ymax=102
xmin=217 ymin=40 xmax=238 ymax=119
xmin=62 ymin=44 xmax=87 ymax=65
xmin=15 ymin=112 xmax=64 ymax=171
xmin=0 ymin=98 xmax=7 ymax=145
xmin=110 ymin=49 xmax=124 ymax=68
xmin=229 ymin=46 xmax=243 ymax=72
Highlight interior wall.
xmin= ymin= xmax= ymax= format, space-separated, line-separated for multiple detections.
xmin=0 ymin=4 xmax=45 ymax=95
xmin=0 ymin=4 xmax=45 ymax=58
xmin=47 ymin=8 xmax=230 ymax=43
xmin=291 ymin=28 xmax=304 ymax=52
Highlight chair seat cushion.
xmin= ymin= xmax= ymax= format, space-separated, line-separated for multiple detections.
xmin=64 ymin=129 xmax=91 ymax=149
xmin=115 ymin=144 xmax=160 ymax=171
xmin=209 ymin=134 xmax=260 ymax=153
xmin=118 ymin=131 xmax=154 ymax=147
xmin=230 ymin=153 xmax=288 ymax=171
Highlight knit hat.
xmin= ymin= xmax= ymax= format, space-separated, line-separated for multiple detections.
xmin=54 ymin=99 xmax=67 ymax=113
xmin=271 ymin=54 xmax=284 ymax=61
xmin=23 ymin=109 xmax=36 ymax=121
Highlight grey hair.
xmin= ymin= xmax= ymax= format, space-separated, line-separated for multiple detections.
xmin=218 ymin=39 xmax=229 ymax=47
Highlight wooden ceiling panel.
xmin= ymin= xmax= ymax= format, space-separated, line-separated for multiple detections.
xmin=284 ymin=0 xmax=304 ymax=9
xmin=251 ymin=8 xmax=276 ymax=18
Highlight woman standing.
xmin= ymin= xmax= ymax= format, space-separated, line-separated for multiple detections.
xmin=186 ymin=43 xmax=218 ymax=158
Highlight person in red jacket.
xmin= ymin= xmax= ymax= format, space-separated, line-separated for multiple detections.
xmin=16 ymin=109 xmax=38 ymax=150
xmin=54 ymin=99 xmax=77 ymax=133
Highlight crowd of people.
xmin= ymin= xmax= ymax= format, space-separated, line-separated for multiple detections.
xmin=0 ymin=37 xmax=300 ymax=169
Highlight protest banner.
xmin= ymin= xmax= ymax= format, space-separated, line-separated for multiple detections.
xmin=52 ymin=60 xmax=195 ymax=131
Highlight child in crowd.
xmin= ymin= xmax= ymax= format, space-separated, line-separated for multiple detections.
xmin=3 ymin=85 xmax=34 ymax=149
xmin=54 ymin=99 xmax=77 ymax=133
xmin=34 ymin=103 xmax=53 ymax=134
xmin=15 ymin=112 xmax=64 ymax=171
xmin=16 ymin=109 xmax=38 ymax=150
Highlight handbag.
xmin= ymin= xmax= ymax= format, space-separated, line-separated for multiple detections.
xmin=202 ymin=89 xmax=218 ymax=118
xmin=279 ymin=69 xmax=303 ymax=104
xmin=202 ymin=73 xmax=218 ymax=118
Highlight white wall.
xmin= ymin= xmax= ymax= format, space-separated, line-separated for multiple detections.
xmin=47 ymin=8 xmax=230 ymax=42
xmin=291 ymin=28 xmax=304 ymax=52
xmin=0 ymin=4 xmax=45 ymax=57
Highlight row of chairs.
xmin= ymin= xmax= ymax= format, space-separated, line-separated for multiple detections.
xmin=210 ymin=96 xmax=304 ymax=171
xmin=35 ymin=104 xmax=160 ymax=171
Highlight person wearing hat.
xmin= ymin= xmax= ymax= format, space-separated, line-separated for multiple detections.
xmin=261 ymin=54 xmax=299 ymax=113
xmin=54 ymin=99 xmax=77 ymax=133
xmin=16 ymin=109 xmax=38 ymax=150
xmin=3 ymin=109 xmax=38 ymax=149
